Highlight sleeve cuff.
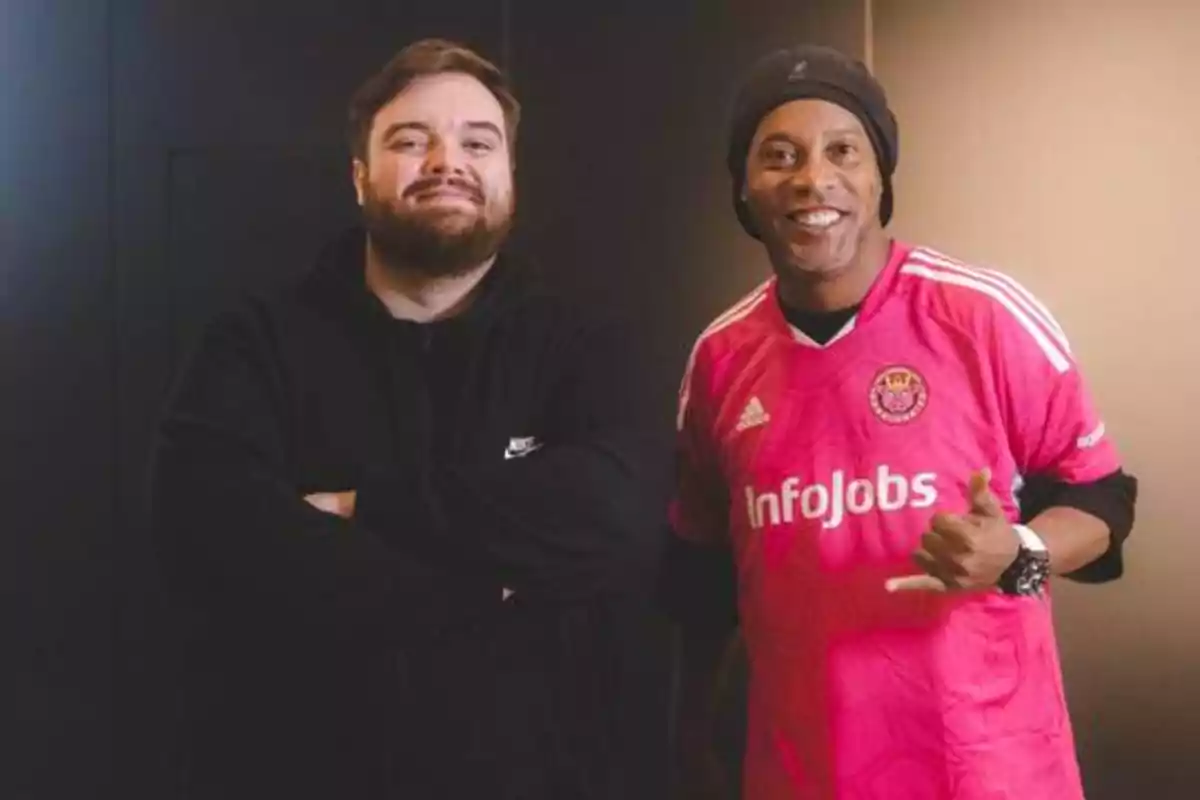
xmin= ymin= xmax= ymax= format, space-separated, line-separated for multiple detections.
xmin=1019 ymin=469 xmax=1138 ymax=584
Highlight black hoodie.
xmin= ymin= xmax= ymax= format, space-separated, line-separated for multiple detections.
xmin=150 ymin=228 xmax=672 ymax=799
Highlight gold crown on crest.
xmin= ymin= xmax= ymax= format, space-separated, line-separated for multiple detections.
xmin=882 ymin=370 xmax=916 ymax=391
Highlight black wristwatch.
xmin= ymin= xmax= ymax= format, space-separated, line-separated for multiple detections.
xmin=997 ymin=524 xmax=1051 ymax=596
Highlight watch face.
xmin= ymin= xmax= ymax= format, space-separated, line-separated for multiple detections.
xmin=1001 ymin=548 xmax=1051 ymax=596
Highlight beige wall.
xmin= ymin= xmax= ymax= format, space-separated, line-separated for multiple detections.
xmin=873 ymin=1 xmax=1200 ymax=796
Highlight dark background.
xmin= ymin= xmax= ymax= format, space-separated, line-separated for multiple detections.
xmin=5 ymin=2 xmax=859 ymax=797
xmin=8 ymin=1 xmax=1190 ymax=798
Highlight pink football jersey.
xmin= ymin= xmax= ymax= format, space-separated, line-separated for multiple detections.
xmin=672 ymin=242 xmax=1120 ymax=800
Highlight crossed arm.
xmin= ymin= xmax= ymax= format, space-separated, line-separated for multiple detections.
xmin=150 ymin=305 xmax=670 ymax=647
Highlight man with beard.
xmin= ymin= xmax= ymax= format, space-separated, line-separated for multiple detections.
xmin=151 ymin=39 xmax=667 ymax=800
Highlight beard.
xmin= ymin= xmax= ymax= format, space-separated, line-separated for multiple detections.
xmin=361 ymin=181 xmax=514 ymax=280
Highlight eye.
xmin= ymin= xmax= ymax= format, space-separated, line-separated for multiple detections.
xmin=828 ymin=141 xmax=860 ymax=163
xmin=388 ymin=136 xmax=426 ymax=153
xmin=463 ymin=138 xmax=497 ymax=156
xmin=760 ymin=142 xmax=798 ymax=168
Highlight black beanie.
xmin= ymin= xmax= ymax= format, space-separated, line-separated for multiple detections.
xmin=727 ymin=44 xmax=899 ymax=237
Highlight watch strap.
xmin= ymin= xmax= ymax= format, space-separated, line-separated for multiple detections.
xmin=1012 ymin=523 xmax=1048 ymax=553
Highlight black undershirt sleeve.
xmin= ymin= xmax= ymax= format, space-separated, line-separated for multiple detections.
xmin=1017 ymin=470 xmax=1138 ymax=583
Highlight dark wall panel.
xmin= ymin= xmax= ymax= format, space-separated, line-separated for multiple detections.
xmin=3 ymin=2 xmax=117 ymax=797
xmin=164 ymin=147 xmax=356 ymax=348
xmin=511 ymin=0 xmax=866 ymax=373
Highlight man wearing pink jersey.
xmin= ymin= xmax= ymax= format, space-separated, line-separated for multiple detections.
xmin=665 ymin=45 xmax=1137 ymax=800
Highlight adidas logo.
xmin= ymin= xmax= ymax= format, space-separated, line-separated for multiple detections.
xmin=736 ymin=397 xmax=770 ymax=432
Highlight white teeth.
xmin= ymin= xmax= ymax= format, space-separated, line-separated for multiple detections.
xmin=793 ymin=210 xmax=840 ymax=227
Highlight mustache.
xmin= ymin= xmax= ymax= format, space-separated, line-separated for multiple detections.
xmin=404 ymin=176 xmax=484 ymax=203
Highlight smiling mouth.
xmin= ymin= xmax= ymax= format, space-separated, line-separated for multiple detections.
xmin=785 ymin=208 xmax=846 ymax=231
xmin=415 ymin=189 xmax=479 ymax=203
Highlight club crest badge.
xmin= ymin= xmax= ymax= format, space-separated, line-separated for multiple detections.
xmin=869 ymin=365 xmax=929 ymax=424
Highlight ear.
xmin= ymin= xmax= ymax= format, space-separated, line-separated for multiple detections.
xmin=351 ymin=158 xmax=367 ymax=206
xmin=504 ymin=135 xmax=516 ymax=173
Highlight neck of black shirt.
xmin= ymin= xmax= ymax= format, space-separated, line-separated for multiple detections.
xmin=778 ymin=290 xmax=862 ymax=345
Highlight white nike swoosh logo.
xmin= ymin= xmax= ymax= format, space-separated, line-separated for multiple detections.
xmin=504 ymin=440 xmax=542 ymax=460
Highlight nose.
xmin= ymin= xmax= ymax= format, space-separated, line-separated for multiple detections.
xmin=423 ymin=140 xmax=468 ymax=176
xmin=789 ymin=153 xmax=837 ymax=195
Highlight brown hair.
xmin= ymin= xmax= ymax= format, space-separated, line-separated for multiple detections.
xmin=347 ymin=38 xmax=520 ymax=162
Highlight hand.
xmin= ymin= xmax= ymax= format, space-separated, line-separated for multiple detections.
xmin=304 ymin=490 xmax=357 ymax=519
xmin=886 ymin=469 xmax=1019 ymax=593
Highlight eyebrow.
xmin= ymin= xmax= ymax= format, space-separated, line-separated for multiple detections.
xmin=464 ymin=121 xmax=504 ymax=139
xmin=758 ymin=133 xmax=794 ymax=147
xmin=380 ymin=121 xmax=429 ymax=141
xmin=759 ymin=127 xmax=866 ymax=145
xmin=380 ymin=120 xmax=504 ymax=141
